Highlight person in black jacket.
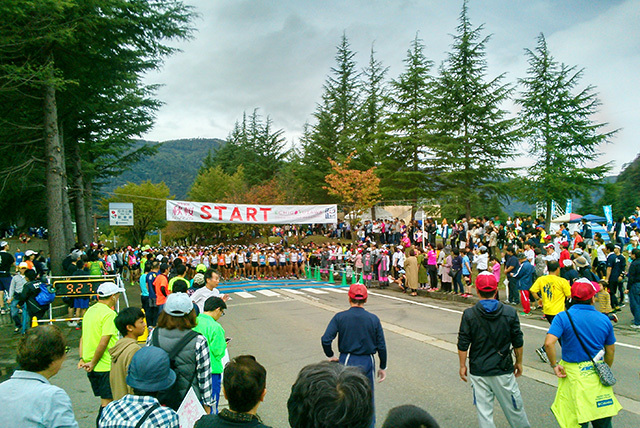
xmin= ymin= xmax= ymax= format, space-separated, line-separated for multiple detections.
xmin=458 ymin=271 xmax=531 ymax=428
xmin=627 ymin=249 xmax=640 ymax=328
xmin=16 ymin=269 xmax=47 ymax=330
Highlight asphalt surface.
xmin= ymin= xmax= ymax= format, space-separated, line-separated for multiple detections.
xmin=2 ymin=279 xmax=640 ymax=428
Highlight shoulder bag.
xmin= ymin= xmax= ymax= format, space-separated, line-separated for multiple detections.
xmin=565 ymin=311 xmax=616 ymax=386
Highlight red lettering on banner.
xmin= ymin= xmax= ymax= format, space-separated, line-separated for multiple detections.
xmin=214 ymin=206 xmax=227 ymax=220
xmin=200 ymin=205 xmax=212 ymax=220
xmin=246 ymin=207 xmax=257 ymax=222
xmin=259 ymin=207 xmax=271 ymax=222
xmin=230 ymin=207 xmax=243 ymax=221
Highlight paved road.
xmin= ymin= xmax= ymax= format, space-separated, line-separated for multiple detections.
xmin=47 ymin=281 xmax=640 ymax=427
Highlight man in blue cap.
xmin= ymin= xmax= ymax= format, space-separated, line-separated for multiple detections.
xmin=99 ymin=346 xmax=179 ymax=428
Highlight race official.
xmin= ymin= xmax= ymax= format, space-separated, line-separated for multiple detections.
xmin=321 ymin=283 xmax=386 ymax=427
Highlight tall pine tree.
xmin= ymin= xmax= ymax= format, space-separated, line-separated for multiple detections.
xmin=380 ymin=35 xmax=436 ymax=203
xmin=516 ymin=34 xmax=615 ymax=229
xmin=432 ymin=2 xmax=518 ymax=219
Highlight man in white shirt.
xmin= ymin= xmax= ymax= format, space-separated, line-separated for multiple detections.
xmin=191 ymin=269 xmax=228 ymax=313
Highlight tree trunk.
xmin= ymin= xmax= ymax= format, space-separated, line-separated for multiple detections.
xmin=545 ymin=200 xmax=552 ymax=232
xmin=58 ymin=124 xmax=75 ymax=250
xmin=44 ymin=62 xmax=66 ymax=276
xmin=69 ymin=138 xmax=91 ymax=245
xmin=85 ymin=180 xmax=94 ymax=242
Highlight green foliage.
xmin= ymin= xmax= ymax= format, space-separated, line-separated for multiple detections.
xmin=379 ymin=35 xmax=436 ymax=201
xmin=431 ymin=1 xmax=519 ymax=218
xmin=516 ymin=33 xmax=615 ymax=227
xmin=189 ymin=166 xmax=247 ymax=203
xmin=102 ymin=181 xmax=172 ymax=245
xmin=599 ymin=154 xmax=640 ymax=216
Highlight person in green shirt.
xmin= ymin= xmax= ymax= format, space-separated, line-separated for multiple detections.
xmin=168 ymin=264 xmax=190 ymax=292
xmin=78 ymin=281 xmax=123 ymax=425
xmin=193 ymin=296 xmax=227 ymax=414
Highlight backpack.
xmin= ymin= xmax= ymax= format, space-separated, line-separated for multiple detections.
xmin=151 ymin=329 xmax=200 ymax=411
xmin=89 ymin=261 xmax=102 ymax=276
xmin=35 ymin=280 xmax=56 ymax=305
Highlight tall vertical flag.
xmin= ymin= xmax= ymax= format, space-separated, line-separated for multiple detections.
xmin=603 ymin=205 xmax=613 ymax=228
xmin=566 ymin=199 xmax=572 ymax=214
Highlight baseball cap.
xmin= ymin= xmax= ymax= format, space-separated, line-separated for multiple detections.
xmin=97 ymin=282 xmax=125 ymax=297
xmin=0 ymin=241 xmax=7 ymax=248
xmin=561 ymin=241 xmax=569 ymax=248
xmin=571 ymin=278 xmax=600 ymax=301
xmin=475 ymin=271 xmax=497 ymax=292
xmin=562 ymin=259 xmax=573 ymax=267
xmin=71 ymin=249 xmax=83 ymax=259
xmin=126 ymin=347 xmax=176 ymax=392
xmin=571 ymin=248 xmax=583 ymax=255
xmin=348 ymin=283 xmax=368 ymax=300
xmin=163 ymin=292 xmax=193 ymax=316
xmin=24 ymin=250 xmax=35 ymax=256
xmin=544 ymin=244 xmax=554 ymax=250
xmin=18 ymin=262 xmax=29 ymax=269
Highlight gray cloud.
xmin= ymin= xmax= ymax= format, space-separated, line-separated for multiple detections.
xmin=144 ymin=0 xmax=638 ymax=172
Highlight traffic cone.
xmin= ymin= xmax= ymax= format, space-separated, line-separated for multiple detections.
xmin=315 ymin=266 xmax=321 ymax=281
xmin=328 ymin=266 xmax=334 ymax=284
xmin=306 ymin=265 xmax=312 ymax=279
xmin=358 ymin=273 xmax=364 ymax=284
xmin=352 ymin=271 xmax=357 ymax=284
xmin=341 ymin=270 xmax=347 ymax=286
xmin=31 ymin=316 xmax=38 ymax=328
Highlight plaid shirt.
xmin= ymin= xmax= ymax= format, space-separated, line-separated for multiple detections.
xmin=99 ymin=395 xmax=179 ymax=428
xmin=146 ymin=332 xmax=214 ymax=407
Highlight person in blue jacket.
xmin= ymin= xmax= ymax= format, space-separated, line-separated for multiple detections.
xmin=511 ymin=253 xmax=536 ymax=315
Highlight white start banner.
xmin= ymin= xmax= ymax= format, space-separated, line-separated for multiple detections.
xmin=166 ymin=200 xmax=338 ymax=224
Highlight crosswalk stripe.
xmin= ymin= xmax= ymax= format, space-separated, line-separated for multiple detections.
xmin=256 ymin=290 xmax=280 ymax=297
xmin=301 ymin=288 xmax=329 ymax=294
xmin=284 ymin=289 xmax=305 ymax=294
xmin=235 ymin=291 xmax=256 ymax=299
xmin=322 ymin=287 xmax=348 ymax=294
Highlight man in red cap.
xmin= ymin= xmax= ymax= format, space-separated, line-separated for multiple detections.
xmin=321 ymin=283 xmax=387 ymax=427
xmin=544 ymin=278 xmax=621 ymax=427
xmin=458 ymin=272 xmax=530 ymax=428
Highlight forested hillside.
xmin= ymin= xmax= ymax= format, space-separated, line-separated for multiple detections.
xmin=104 ymin=138 xmax=225 ymax=199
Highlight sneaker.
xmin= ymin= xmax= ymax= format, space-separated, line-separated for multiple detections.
xmin=630 ymin=324 xmax=640 ymax=329
xmin=519 ymin=311 xmax=530 ymax=317
xmin=536 ymin=347 xmax=549 ymax=363
xmin=67 ymin=321 xmax=77 ymax=327
xmin=0 ymin=309 xmax=6 ymax=315
xmin=611 ymin=314 xmax=618 ymax=323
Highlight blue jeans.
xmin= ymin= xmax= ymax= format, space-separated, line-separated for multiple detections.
xmin=629 ymin=283 xmax=640 ymax=325
xmin=453 ymin=270 xmax=464 ymax=294
xmin=211 ymin=374 xmax=221 ymax=413
xmin=10 ymin=299 xmax=28 ymax=331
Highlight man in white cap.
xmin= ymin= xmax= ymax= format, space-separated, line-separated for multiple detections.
xmin=0 ymin=240 xmax=15 ymax=315
xmin=78 ymin=281 xmax=124 ymax=425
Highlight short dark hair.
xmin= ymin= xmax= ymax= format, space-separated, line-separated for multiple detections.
xmin=223 ymin=355 xmax=267 ymax=413
xmin=204 ymin=268 xmax=218 ymax=281
xmin=159 ymin=263 xmax=169 ymax=274
xmin=171 ymin=278 xmax=190 ymax=293
xmin=204 ymin=296 xmax=227 ymax=312
xmin=17 ymin=325 xmax=66 ymax=372
xmin=24 ymin=269 xmax=37 ymax=281
xmin=477 ymin=289 xmax=497 ymax=299
xmin=605 ymin=243 xmax=615 ymax=252
xmin=288 ymin=361 xmax=373 ymax=428
xmin=632 ymin=249 xmax=640 ymax=259
xmin=381 ymin=405 xmax=440 ymax=428
xmin=547 ymin=260 xmax=560 ymax=273
xmin=175 ymin=264 xmax=187 ymax=276
xmin=114 ymin=307 xmax=145 ymax=337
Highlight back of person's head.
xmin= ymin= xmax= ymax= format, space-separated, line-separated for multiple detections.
xmin=605 ymin=243 xmax=615 ymax=252
xmin=159 ymin=262 xmax=169 ymax=274
xmin=171 ymin=278 xmax=190 ymax=293
xmin=24 ymin=269 xmax=37 ymax=281
xmin=204 ymin=296 xmax=227 ymax=312
xmin=223 ymin=355 xmax=267 ymax=413
xmin=633 ymin=248 xmax=640 ymax=259
xmin=288 ymin=361 xmax=373 ymax=428
xmin=175 ymin=264 xmax=187 ymax=276
xmin=547 ymin=260 xmax=560 ymax=273
xmin=382 ymin=405 xmax=440 ymax=428
xmin=114 ymin=307 xmax=145 ymax=337
xmin=17 ymin=325 xmax=66 ymax=372
xmin=144 ymin=262 xmax=151 ymax=273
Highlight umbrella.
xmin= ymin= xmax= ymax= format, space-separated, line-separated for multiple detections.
xmin=568 ymin=213 xmax=607 ymax=224
xmin=552 ymin=213 xmax=582 ymax=223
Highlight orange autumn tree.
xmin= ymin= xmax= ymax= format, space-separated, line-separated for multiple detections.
xmin=324 ymin=151 xmax=381 ymax=229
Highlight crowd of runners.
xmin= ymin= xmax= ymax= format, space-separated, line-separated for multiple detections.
xmin=0 ymin=210 xmax=638 ymax=427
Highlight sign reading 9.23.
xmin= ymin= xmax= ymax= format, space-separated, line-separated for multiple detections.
xmin=53 ymin=278 xmax=104 ymax=296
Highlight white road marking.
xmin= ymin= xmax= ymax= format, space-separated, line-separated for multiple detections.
xmin=235 ymin=291 xmax=256 ymax=299
xmin=301 ymin=288 xmax=329 ymax=294
xmin=256 ymin=289 xmax=280 ymax=297
xmin=283 ymin=289 xmax=305 ymax=295
xmin=323 ymin=287 xmax=348 ymax=293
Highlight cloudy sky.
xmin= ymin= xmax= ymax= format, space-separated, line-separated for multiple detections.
xmin=143 ymin=0 xmax=640 ymax=174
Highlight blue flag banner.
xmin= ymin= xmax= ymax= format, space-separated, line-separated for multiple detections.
xmin=603 ymin=205 xmax=613 ymax=226
xmin=566 ymin=199 xmax=572 ymax=214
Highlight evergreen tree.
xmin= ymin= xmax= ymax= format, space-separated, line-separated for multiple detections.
xmin=379 ymin=35 xmax=436 ymax=202
xmin=354 ymin=45 xmax=388 ymax=171
xmin=516 ymin=34 xmax=615 ymax=230
xmin=432 ymin=2 xmax=518 ymax=219
xmin=300 ymin=33 xmax=361 ymax=202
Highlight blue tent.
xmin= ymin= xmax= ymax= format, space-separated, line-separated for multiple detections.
xmin=568 ymin=213 xmax=607 ymax=224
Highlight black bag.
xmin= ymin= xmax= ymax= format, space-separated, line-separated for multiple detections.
xmin=565 ymin=311 xmax=616 ymax=386
xmin=151 ymin=329 xmax=200 ymax=410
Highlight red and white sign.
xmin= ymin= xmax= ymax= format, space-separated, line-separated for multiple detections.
xmin=166 ymin=200 xmax=337 ymax=224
